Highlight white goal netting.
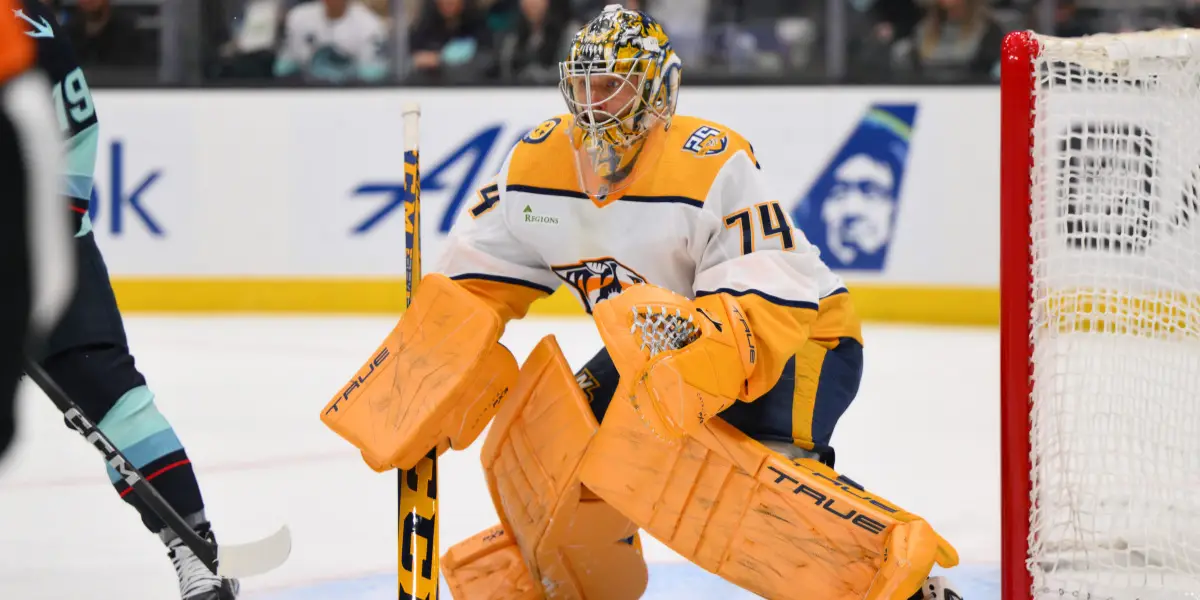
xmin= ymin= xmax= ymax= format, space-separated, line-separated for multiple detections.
xmin=1027 ymin=29 xmax=1200 ymax=599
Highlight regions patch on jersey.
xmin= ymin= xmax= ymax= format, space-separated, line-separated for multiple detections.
xmin=523 ymin=117 xmax=562 ymax=144
xmin=682 ymin=125 xmax=728 ymax=157
xmin=552 ymin=257 xmax=647 ymax=314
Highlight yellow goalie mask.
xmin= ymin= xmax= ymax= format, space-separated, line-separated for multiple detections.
xmin=559 ymin=5 xmax=682 ymax=201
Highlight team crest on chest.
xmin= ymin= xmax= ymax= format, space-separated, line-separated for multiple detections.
xmin=682 ymin=125 xmax=728 ymax=157
xmin=552 ymin=257 xmax=647 ymax=313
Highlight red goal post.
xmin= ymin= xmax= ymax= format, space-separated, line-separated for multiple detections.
xmin=1000 ymin=28 xmax=1037 ymax=600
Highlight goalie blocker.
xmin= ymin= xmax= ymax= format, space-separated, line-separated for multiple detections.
xmin=321 ymin=275 xmax=958 ymax=600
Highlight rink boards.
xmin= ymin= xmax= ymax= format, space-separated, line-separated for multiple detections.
xmin=78 ymin=87 xmax=1002 ymax=325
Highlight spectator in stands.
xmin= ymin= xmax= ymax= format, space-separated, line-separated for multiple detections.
xmin=703 ymin=0 xmax=814 ymax=75
xmin=570 ymin=0 xmax=639 ymax=24
xmin=66 ymin=0 xmax=152 ymax=67
xmin=409 ymin=0 xmax=495 ymax=81
xmin=274 ymin=0 xmax=390 ymax=83
xmin=1053 ymin=0 xmax=1090 ymax=38
xmin=844 ymin=0 xmax=923 ymax=79
xmin=864 ymin=0 xmax=922 ymax=48
xmin=363 ymin=0 xmax=392 ymax=17
xmin=648 ymin=0 xmax=707 ymax=68
xmin=206 ymin=0 xmax=285 ymax=79
xmin=495 ymin=0 xmax=570 ymax=83
xmin=477 ymin=0 xmax=522 ymax=37
xmin=1181 ymin=1 xmax=1200 ymax=28
xmin=891 ymin=0 xmax=1003 ymax=81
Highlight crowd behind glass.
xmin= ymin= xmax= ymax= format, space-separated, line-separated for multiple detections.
xmin=41 ymin=0 xmax=1200 ymax=87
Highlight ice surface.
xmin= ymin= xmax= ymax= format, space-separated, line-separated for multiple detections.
xmin=0 ymin=316 xmax=1000 ymax=599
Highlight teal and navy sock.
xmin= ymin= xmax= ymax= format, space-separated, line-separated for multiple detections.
xmin=98 ymin=385 xmax=206 ymax=533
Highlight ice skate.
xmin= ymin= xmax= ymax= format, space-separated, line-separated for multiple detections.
xmin=166 ymin=523 xmax=241 ymax=600
xmin=909 ymin=576 xmax=963 ymax=599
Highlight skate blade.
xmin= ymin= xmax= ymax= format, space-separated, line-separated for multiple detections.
xmin=216 ymin=525 xmax=292 ymax=579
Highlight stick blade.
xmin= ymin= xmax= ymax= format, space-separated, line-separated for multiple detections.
xmin=216 ymin=525 xmax=293 ymax=579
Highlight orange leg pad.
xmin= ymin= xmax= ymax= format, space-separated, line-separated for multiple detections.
xmin=442 ymin=524 xmax=541 ymax=600
xmin=581 ymin=395 xmax=958 ymax=600
xmin=453 ymin=334 xmax=648 ymax=600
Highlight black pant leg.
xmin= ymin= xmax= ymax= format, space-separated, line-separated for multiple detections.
xmin=0 ymin=102 xmax=30 ymax=462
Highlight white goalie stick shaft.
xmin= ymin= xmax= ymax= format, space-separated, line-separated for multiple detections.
xmin=21 ymin=356 xmax=292 ymax=579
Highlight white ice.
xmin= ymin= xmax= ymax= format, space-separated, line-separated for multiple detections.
xmin=0 ymin=316 xmax=1000 ymax=599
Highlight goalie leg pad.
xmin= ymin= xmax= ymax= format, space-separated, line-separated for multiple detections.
xmin=442 ymin=524 xmax=540 ymax=600
xmin=320 ymin=273 xmax=519 ymax=471
xmin=580 ymin=397 xmax=959 ymax=600
xmin=444 ymin=334 xmax=648 ymax=600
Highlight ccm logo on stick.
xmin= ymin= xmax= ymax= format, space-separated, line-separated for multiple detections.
xmin=65 ymin=408 xmax=141 ymax=487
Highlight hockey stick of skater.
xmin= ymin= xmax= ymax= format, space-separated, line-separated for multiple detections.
xmin=21 ymin=356 xmax=292 ymax=579
xmin=396 ymin=102 xmax=441 ymax=600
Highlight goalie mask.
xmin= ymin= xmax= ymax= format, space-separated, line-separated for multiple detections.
xmin=559 ymin=5 xmax=682 ymax=201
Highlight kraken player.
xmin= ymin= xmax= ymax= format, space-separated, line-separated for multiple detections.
xmin=323 ymin=5 xmax=961 ymax=599
xmin=10 ymin=3 xmax=238 ymax=598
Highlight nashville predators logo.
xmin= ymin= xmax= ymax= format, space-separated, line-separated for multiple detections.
xmin=576 ymin=369 xmax=600 ymax=402
xmin=682 ymin=125 xmax=728 ymax=157
xmin=523 ymin=117 xmax=561 ymax=144
xmin=552 ymin=257 xmax=647 ymax=313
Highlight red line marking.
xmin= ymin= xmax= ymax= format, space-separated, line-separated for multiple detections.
xmin=0 ymin=451 xmax=350 ymax=492
xmin=118 ymin=459 xmax=191 ymax=498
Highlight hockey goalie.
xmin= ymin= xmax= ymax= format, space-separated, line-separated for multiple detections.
xmin=321 ymin=5 xmax=960 ymax=599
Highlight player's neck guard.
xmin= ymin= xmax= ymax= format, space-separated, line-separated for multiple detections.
xmin=569 ymin=118 xmax=668 ymax=203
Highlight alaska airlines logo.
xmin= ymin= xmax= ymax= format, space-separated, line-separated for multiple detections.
xmin=791 ymin=105 xmax=917 ymax=271
xmin=682 ymin=125 xmax=728 ymax=157
xmin=552 ymin=257 xmax=646 ymax=313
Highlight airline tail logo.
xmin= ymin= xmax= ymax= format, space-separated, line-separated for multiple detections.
xmin=791 ymin=104 xmax=917 ymax=271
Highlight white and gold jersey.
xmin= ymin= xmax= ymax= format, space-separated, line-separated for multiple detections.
xmin=435 ymin=114 xmax=862 ymax=381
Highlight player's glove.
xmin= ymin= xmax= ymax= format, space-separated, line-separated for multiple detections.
xmin=593 ymin=284 xmax=756 ymax=440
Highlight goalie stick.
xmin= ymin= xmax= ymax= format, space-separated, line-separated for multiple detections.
xmin=21 ymin=356 xmax=292 ymax=579
xmin=397 ymin=101 xmax=441 ymax=600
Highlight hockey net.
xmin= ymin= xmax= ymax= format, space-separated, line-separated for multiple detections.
xmin=1001 ymin=29 xmax=1200 ymax=600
